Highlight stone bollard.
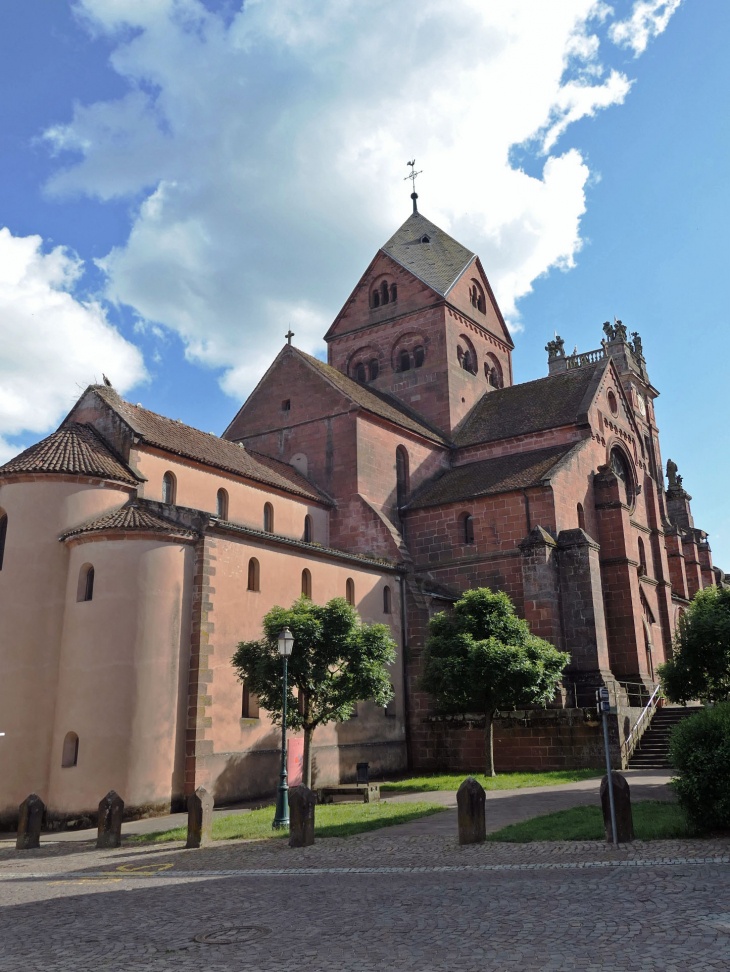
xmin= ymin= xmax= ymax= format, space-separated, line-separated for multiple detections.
xmin=289 ymin=785 xmax=316 ymax=848
xmin=186 ymin=787 xmax=214 ymax=849
xmin=97 ymin=790 xmax=124 ymax=849
xmin=600 ymin=772 xmax=634 ymax=844
xmin=16 ymin=794 xmax=45 ymax=850
xmin=457 ymin=776 xmax=486 ymax=845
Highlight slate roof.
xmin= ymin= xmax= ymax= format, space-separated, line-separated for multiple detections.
xmin=454 ymin=364 xmax=601 ymax=448
xmin=0 ymin=423 xmax=138 ymax=485
xmin=381 ymin=212 xmax=475 ymax=296
xmin=296 ymin=350 xmax=450 ymax=445
xmin=405 ymin=442 xmax=581 ymax=510
xmin=89 ymin=386 xmax=329 ymax=504
xmin=60 ymin=502 xmax=197 ymax=541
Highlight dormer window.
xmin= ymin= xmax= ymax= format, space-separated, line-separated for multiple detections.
xmin=421 ymin=235 xmax=430 ymax=244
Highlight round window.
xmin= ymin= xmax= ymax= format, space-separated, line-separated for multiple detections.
xmin=607 ymin=390 xmax=618 ymax=416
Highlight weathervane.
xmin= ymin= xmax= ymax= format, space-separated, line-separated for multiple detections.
xmin=404 ymin=159 xmax=422 ymax=214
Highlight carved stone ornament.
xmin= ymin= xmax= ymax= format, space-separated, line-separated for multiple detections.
xmin=545 ymin=335 xmax=565 ymax=358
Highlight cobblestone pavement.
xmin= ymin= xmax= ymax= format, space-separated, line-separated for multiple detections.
xmin=2 ymin=834 xmax=730 ymax=971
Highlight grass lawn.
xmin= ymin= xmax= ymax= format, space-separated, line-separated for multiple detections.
xmin=130 ymin=800 xmax=447 ymax=844
xmin=381 ymin=768 xmax=605 ymax=794
xmin=487 ymin=801 xmax=691 ymax=842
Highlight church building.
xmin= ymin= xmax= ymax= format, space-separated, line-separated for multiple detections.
xmin=0 ymin=201 xmax=722 ymax=826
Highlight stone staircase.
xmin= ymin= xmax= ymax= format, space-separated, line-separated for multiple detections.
xmin=627 ymin=705 xmax=704 ymax=769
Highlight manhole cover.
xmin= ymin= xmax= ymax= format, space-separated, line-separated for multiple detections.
xmin=194 ymin=926 xmax=271 ymax=945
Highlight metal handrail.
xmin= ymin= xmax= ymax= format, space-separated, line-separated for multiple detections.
xmin=622 ymin=683 xmax=662 ymax=762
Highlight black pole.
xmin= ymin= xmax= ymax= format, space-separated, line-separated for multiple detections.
xmin=272 ymin=655 xmax=289 ymax=828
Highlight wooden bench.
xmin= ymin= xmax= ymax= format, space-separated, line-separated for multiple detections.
xmin=315 ymin=783 xmax=380 ymax=805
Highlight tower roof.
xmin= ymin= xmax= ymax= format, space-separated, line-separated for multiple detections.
xmin=381 ymin=212 xmax=475 ymax=296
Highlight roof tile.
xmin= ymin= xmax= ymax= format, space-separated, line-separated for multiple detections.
xmin=0 ymin=424 xmax=138 ymax=484
xmin=60 ymin=502 xmax=197 ymax=540
xmin=382 ymin=212 xmax=475 ymax=296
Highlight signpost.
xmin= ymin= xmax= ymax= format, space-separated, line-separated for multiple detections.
xmin=597 ymin=687 xmax=618 ymax=845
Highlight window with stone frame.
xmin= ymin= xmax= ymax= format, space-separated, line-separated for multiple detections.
xmin=241 ymin=682 xmax=260 ymax=719
xmin=162 ymin=471 xmax=176 ymax=505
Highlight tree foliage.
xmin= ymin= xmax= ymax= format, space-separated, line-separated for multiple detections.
xmin=658 ymin=586 xmax=730 ymax=704
xmin=421 ymin=588 xmax=569 ymax=776
xmin=232 ymin=596 xmax=396 ymax=787
xmin=668 ymin=702 xmax=730 ymax=832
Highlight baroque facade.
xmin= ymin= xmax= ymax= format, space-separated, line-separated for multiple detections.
xmin=0 ymin=206 xmax=722 ymax=825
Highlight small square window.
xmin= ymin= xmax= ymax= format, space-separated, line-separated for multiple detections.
xmin=282 ymin=399 xmax=291 ymax=411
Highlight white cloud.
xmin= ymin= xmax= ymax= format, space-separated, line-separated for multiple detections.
xmin=610 ymin=0 xmax=683 ymax=56
xmin=0 ymin=227 xmax=146 ymax=461
xmin=39 ymin=0 xmax=679 ymax=398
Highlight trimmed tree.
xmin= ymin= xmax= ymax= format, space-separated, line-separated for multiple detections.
xmin=658 ymin=586 xmax=730 ymax=704
xmin=420 ymin=588 xmax=570 ymax=777
xmin=232 ymin=596 xmax=396 ymax=788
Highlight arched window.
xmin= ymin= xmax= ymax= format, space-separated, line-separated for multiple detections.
xmin=355 ymin=362 xmax=367 ymax=382
xmin=577 ymin=503 xmax=586 ymax=531
xmin=383 ymin=585 xmax=392 ymax=614
xmin=0 ymin=510 xmax=6 ymax=571
xmin=638 ymin=537 xmax=647 ymax=575
xmin=301 ymin=568 xmax=312 ymax=599
xmin=470 ymin=280 xmax=486 ymax=313
xmin=413 ymin=345 xmax=425 ymax=368
xmin=610 ymin=447 xmax=634 ymax=506
xmin=371 ymin=288 xmax=380 ymax=308
xmin=216 ymin=488 xmax=229 ymax=519
xmin=396 ymin=446 xmax=409 ymax=508
xmin=459 ymin=512 xmax=474 ymax=545
xmin=162 ymin=471 xmax=176 ymax=505
xmin=241 ymin=682 xmax=260 ymax=719
xmin=346 ymin=577 xmax=355 ymax=605
xmin=485 ymin=354 xmax=503 ymax=388
xmin=368 ymin=359 xmax=379 ymax=381
xmin=247 ymin=557 xmax=260 ymax=592
xmin=61 ymin=731 xmax=79 ymax=768
xmin=263 ymin=502 xmax=274 ymax=533
xmin=381 ymin=281 xmax=390 ymax=305
xmin=399 ymin=350 xmax=411 ymax=372
xmin=77 ymin=564 xmax=94 ymax=602
xmin=390 ymin=283 xmax=398 ymax=302
xmin=462 ymin=349 xmax=472 ymax=372
xmin=303 ymin=515 xmax=313 ymax=543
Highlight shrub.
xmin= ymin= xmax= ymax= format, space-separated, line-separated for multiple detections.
xmin=669 ymin=702 xmax=730 ymax=832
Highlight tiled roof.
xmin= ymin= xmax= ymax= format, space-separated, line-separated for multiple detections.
xmin=454 ymin=364 xmax=601 ymax=448
xmin=297 ymin=349 xmax=450 ymax=445
xmin=381 ymin=212 xmax=475 ymax=296
xmin=405 ymin=442 xmax=580 ymax=509
xmin=60 ymin=502 xmax=197 ymax=540
xmin=90 ymin=387 xmax=329 ymax=504
xmin=0 ymin=423 xmax=138 ymax=484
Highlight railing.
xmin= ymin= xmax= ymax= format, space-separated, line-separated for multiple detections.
xmin=622 ymin=683 xmax=662 ymax=764
xmin=566 ymin=347 xmax=606 ymax=369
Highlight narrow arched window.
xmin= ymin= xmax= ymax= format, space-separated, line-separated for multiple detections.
xmin=381 ymin=281 xmax=389 ymax=305
xmin=383 ymin=585 xmax=392 ymax=614
xmin=162 ymin=471 xmax=176 ymax=505
xmin=413 ymin=346 xmax=425 ymax=368
xmin=471 ymin=286 xmax=478 ymax=308
xmin=399 ymin=350 xmax=410 ymax=372
xmin=62 ymin=731 xmax=79 ymax=768
xmin=390 ymin=283 xmax=398 ymax=302
xmin=638 ymin=537 xmax=647 ymax=574
xmin=577 ymin=503 xmax=586 ymax=531
xmin=346 ymin=577 xmax=355 ymax=605
xmin=301 ymin=568 xmax=312 ymax=599
xmin=396 ymin=446 xmax=409 ymax=508
xmin=355 ymin=362 xmax=367 ymax=382
xmin=247 ymin=557 xmax=260 ymax=592
xmin=368 ymin=359 xmax=379 ymax=381
xmin=0 ymin=511 xmax=7 ymax=571
xmin=372 ymin=289 xmax=380 ymax=308
xmin=460 ymin=513 xmax=474 ymax=545
xmin=216 ymin=488 xmax=229 ymax=519
xmin=77 ymin=564 xmax=95 ymax=602
xmin=462 ymin=350 xmax=472 ymax=373
xmin=263 ymin=502 xmax=274 ymax=533
xmin=304 ymin=515 xmax=313 ymax=542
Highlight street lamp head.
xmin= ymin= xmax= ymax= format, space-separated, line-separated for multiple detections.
xmin=277 ymin=627 xmax=294 ymax=657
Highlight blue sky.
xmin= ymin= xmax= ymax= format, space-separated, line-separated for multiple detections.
xmin=0 ymin=0 xmax=727 ymax=565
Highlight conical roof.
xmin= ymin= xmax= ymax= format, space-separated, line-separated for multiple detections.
xmin=381 ymin=212 xmax=475 ymax=296
xmin=0 ymin=423 xmax=138 ymax=484
xmin=59 ymin=501 xmax=197 ymax=541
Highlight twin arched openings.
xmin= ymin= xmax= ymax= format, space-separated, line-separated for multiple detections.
xmin=398 ymin=345 xmax=425 ymax=373
xmin=371 ymin=280 xmax=398 ymax=308
xmin=469 ymin=279 xmax=486 ymax=314
xmin=354 ymin=360 xmax=379 ymax=382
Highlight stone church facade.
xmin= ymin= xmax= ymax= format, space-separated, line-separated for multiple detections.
xmin=0 ymin=207 xmax=721 ymax=825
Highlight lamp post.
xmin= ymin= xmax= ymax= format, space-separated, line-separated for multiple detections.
xmin=272 ymin=627 xmax=294 ymax=829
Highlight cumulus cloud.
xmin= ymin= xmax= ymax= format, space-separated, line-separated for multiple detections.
xmin=0 ymin=228 xmax=146 ymax=461
xmin=40 ymin=0 xmax=679 ymax=398
xmin=610 ymin=0 xmax=683 ymax=56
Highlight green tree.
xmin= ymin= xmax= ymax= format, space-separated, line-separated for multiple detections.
xmin=420 ymin=588 xmax=569 ymax=777
xmin=232 ymin=596 xmax=396 ymax=788
xmin=658 ymin=586 xmax=730 ymax=704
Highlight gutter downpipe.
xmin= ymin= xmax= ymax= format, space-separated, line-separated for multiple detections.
xmin=399 ymin=574 xmax=413 ymax=771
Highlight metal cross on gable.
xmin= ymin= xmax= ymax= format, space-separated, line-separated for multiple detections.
xmin=285 ymin=329 xmax=294 ymax=345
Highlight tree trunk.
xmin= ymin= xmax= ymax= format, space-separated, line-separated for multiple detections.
xmin=303 ymin=725 xmax=314 ymax=789
xmin=484 ymin=710 xmax=496 ymax=778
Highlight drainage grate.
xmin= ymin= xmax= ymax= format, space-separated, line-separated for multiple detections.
xmin=194 ymin=926 xmax=272 ymax=945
